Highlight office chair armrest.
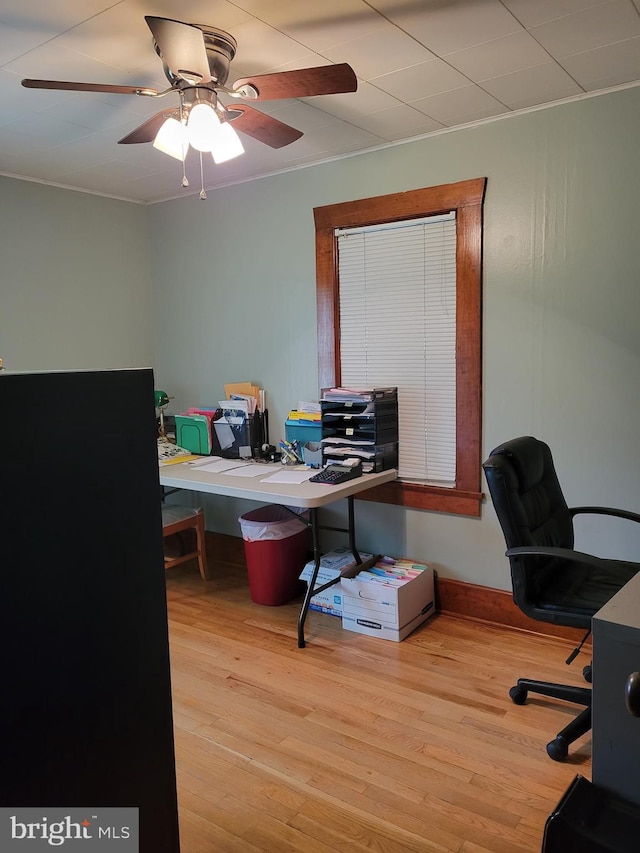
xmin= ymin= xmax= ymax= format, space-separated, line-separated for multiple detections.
xmin=570 ymin=506 xmax=640 ymax=525
xmin=506 ymin=545 xmax=610 ymax=571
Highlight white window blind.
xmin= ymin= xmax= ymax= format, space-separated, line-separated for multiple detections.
xmin=336 ymin=212 xmax=457 ymax=486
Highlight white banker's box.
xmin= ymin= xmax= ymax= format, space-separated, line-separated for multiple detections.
xmin=341 ymin=561 xmax=435 ymax=641
xmin=299 ymin=547 xmax=373 ymax=617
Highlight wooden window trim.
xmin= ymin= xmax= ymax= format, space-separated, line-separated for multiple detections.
xmin=314 ymin=178 xmax=486 ymax=517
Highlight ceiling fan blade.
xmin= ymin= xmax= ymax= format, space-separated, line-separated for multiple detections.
xmin=118 ymin=110 xmax=180 ymax=145
xmin=233 ymin=63 xmax=357 ymax=100
xmin=21 ymin=79 xmax=158 ymax=96
xmin=145 ymin=16 xmax=210 ymax=84
xmin=226 ymin=105 xmax=303 ymax=149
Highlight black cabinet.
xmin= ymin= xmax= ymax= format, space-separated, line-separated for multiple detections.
xmin=0 ymin=369 xmax=180 ymax=853
xmin=592 ymin=572 xmax=640 ymax=808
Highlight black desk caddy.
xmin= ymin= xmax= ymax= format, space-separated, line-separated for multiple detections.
xmin=210 ymin=408 xmax=269 ymax=459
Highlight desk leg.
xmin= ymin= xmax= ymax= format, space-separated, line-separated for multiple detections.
xmin=297 ymin=497 xmax=363 ymax=649
xmin=297 ymin=507 xmax=321 ymax=649
xmin=347 ymin=496 xmax=361 ymax=565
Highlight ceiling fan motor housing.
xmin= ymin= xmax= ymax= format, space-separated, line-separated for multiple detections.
xmin=201 ymin=27 xmax=237 ymax=85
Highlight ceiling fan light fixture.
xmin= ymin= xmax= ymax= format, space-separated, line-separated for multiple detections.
xmin=153 ymin=117 xmax=188 ymax=161
xmin=187 ymin=102 xmax=220 ymax=152
xmin=21 ymin=17 xmax=359 ymax=200
xmin=211 ymin=121 xmax=244 ymax=164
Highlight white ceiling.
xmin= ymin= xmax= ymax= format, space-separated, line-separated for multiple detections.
xmin=1 ymin=0 xmax=639 ymax=204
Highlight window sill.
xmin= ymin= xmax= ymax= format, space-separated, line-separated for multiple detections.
xmin=356 ymin=479 xmax=483 ymax=517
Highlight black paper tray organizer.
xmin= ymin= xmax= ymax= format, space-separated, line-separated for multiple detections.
xmin=320 ymin=387 xmax=399 ymax=473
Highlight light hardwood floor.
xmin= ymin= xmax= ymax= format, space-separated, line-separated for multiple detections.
xmin=166 ymin=562 xmax=592 ymax=852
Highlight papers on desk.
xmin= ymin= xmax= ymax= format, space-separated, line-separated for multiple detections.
xmin=218 ymin=399 xmax=249 ymax=420
xmin=223 ymin=381 xmax=265 ymax=415
xmin=320 ymin=437 xmax=377 ymax=459
xmin=225 ymin=464 xmax=274 ymax=478
xmin=187 ymin=456 xmax=224 ymax=467
xmin=190 ymin=458 xmax=249 ymax=473
xmin=260 ymin=467 xmax=317 ymax=484
xmin=161 ymin=454 xmax=203 ymax=465
xmin=184 ymin=458 xmax=271 ymax=477
xmin=322 ymin=387 xmax=377 ymax=402
xmin=295 ymin=400 xmax=321 ymax=415
xmin=323 ymin=405 xmax=375 ymax=419
xmin=158 ymin=438 xmax=201 ymax=465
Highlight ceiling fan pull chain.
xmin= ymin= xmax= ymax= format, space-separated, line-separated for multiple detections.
xmin=199 ymin=152 xmax=207 ymax=200
xmin=179 ymin=97 xmax=189 ymax=187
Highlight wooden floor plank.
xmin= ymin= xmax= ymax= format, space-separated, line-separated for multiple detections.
xmin=167 ymin=562 xmax=590 ymax=851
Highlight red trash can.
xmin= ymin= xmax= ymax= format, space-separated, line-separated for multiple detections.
xmin=238 ymin=505 xmax=310 ymax=605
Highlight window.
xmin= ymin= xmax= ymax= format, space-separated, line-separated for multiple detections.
xmin=314 ymin=178 xmax=486 ymax=516
xmin=337 ymin=212 xmax=457 ymax=485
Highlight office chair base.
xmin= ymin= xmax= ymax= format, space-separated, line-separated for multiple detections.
xmin=547 ymin=707 xmax=592 ymax=761
xmin=509 ymin=679 xmax=592 ymax=762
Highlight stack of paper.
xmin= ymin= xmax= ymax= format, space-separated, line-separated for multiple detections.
xmin=288 ymin=409 xmax=321 ymax=422
xmin=157 ymin=439 xmax=201 ymax=465
xmin=224 ymin=381 xmax=265 ymax=414
xmin=296 ymin=401 xmax=321 ymax=414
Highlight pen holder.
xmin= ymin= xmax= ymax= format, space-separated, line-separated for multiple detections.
xmin=278 ymin=441 xmax=299 ymax=464
xmin=302 ymin=442 xmax=322 ymax=468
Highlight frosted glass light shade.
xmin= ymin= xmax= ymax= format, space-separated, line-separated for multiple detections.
xmin=153 ymin=118 xmax=188 ymax=161
xmin=187 ymin=103 xmax=220 ymax=152
xmin=211 ymin=122 xmax=244 ymax=164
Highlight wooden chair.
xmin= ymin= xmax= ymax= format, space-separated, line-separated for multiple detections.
xmin=161 ymin=505 xmax=209 ymax=580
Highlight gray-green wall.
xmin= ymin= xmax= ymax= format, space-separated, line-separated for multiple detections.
xmin=0 ymin=178 xmax=153 ymax=371
xmin=3 ymin=85 xmax=639 ymax=591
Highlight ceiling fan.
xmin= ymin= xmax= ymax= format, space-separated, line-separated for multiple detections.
xmin=21 ymin=15 xmax=357 ymax=193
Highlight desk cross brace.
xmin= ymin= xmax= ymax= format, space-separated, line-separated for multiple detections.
xmin=292 ymin=496 xmax=364 ymax=648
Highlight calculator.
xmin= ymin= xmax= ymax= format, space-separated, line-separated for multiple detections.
xmin=309 ymin=461 xmax=363 ymax=484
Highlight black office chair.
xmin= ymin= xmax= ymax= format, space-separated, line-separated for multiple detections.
xmin=483 ymin=436 xmax=640 ymax=760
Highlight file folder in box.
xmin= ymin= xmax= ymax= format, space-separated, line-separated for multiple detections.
xmin=174 ymin=414 xmax=211 ymax=455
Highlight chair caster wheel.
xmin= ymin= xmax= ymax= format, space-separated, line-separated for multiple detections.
xmin=509 ymin=685 xmax=527 ymax=705
xmin=547 ymin=736 xmax=569 ymax=761
xmin=583 ymin=665 xmax=592 ymax=683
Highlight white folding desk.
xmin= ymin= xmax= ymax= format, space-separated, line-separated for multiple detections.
xmin=159 ymin=462 xmax=397 ymax=647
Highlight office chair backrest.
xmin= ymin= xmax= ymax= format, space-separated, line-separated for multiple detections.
xmin=483 ymin=436 xmax=575 ymax=616
xmin=483 ymin=436 xmax=574 ymax=550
